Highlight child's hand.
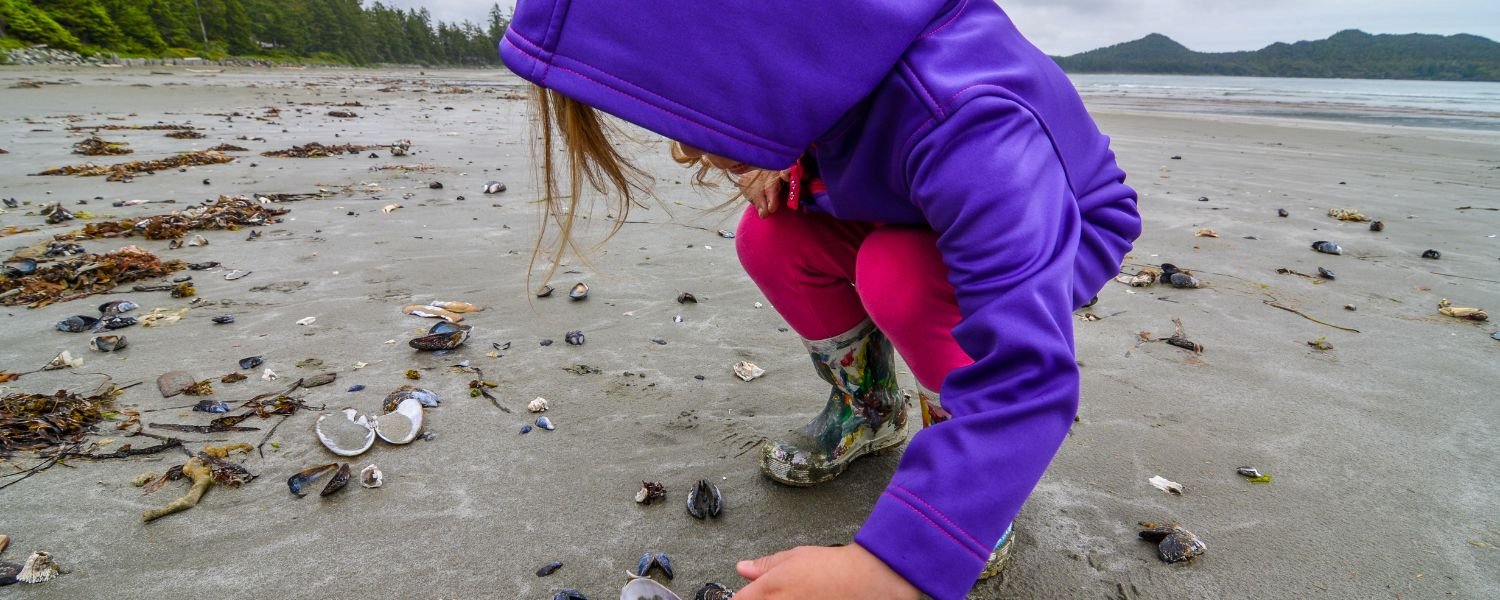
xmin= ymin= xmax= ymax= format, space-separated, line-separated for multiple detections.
xmin=735 ymin=543 xmax=919 ymax=599
xmin=738 ymin=169 xmax=787 ymax=218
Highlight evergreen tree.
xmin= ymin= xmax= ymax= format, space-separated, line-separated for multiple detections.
xmin=220 ymin=0 xmax=252 ymax=54
xmin=101 ymin=0 xmax=165 ymax=52
xmin=32 ymin=0 xmax=127 ymax=49
xmin=0 ymin=0 xmax=83 ymax=51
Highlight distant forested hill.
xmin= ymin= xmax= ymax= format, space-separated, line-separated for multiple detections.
xmin=0 ymin=0 xmax=508 ymax=65
xmin=1053 ymin=30 xmax=1500 ymax=82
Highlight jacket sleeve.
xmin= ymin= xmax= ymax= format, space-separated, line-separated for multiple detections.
xmin=854 ymin=96 xmax=1086 ymax=600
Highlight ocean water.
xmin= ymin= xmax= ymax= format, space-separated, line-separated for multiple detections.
xmin=1069 ymin=74 xmax=1500 ymax=131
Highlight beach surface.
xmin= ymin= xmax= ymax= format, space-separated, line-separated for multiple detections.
xmin=1 ymin=67 xmax=1497 ymax=599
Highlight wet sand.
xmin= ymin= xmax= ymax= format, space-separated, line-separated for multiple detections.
xmin=1 ymin=67 xmax=1497 ymax=599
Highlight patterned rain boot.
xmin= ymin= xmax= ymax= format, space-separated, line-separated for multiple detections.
xmin=919 ymin=386 xmax=1015 ymax=580
xmin=760 ymin=319 xmax=909 ymax=486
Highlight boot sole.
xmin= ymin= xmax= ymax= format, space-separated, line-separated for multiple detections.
xmin=760 ymin=419 xmax=909 ymax=487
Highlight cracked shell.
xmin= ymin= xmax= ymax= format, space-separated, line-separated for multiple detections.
xmin=316 ymin=408 xmax=375 ymax=456
xmin=375 ymin=397 xmax=424 ymax=445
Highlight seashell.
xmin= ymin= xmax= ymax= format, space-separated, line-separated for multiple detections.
xmin=0 ymin=561 xmax=19 ymax=586
xmin=428 ymin=321 xmax=462 ymax=335
xmin=1327 ymin=208 xmax=1369 ymax=222
xmin=636 ymin=551 xmax=674 ymax=580
xmin=717 ymin=229 xmax=735 ymax=239
xmin=483 ymin=181 xmax=506 ymax=194
xmin=409 ymin=324 xmax=471 ymax=351
xmin=1317 ymin=267 xmax=1335 ymax=280
xmin=686 ymin=478 xmax=723 ymax=519
xmin=677 ymin=292 xmax=698 ymax=304
xmin=348 ymin=385 xmax=366 ymax=392
xmin=16 ymin=551 xmax=59 ymax=584
xmin=262 ymin=368 xmax=278 ymax=381
xmin=565 ymin=330 xmax=585 ymax=346
xmin=239 ymin=355 xmax=264 ymax=370
xmin=320 ymin=463 xmax=352 ymax=497
xmin=651 ymin=337 xmax=667 ymax=345
xmin=157 ymin=371 xmax=198 ymax=397
xmin=1138 ymin=524 xmax=1207 ymax=563
xmin=569 ymin=282 xmax=589 ymax=300
xmin=383 ymin=386 xmax=440 ymax=412
xmin=732 ymin=361 xmax=765 ymax=382
xmin=225 ymin=270 xmax=251 ymax=280
xmin=622 ymin=577 xmax=681 ymax=600
xmin=1236 ymin=466 xmax=1272 ymax=483
xmin=540 ymin=339 xmax=554 ymax=346
xmin=89 ymin=335 xmax=127 ymax=352
xmin=554 ymin=589 xmax=588 ymax=600
xmin=374 ymin=397 xmax=424 ymax=445
xmin=535 ymin=416 xmax=555 ymax=431
xmin=2 ymin=258 xmax=38 ymax=277
xmin=56 ymin=315 xmax=100 ymax=332
xmin=1149 ymin=475 xmax=1184 ymax=495
xmin=1168 ymin=273 xmax=1200 ymax=289
xmin=536 ymin=285 xmax=555 ymax=298
xmin=193 ymin=399 xmax=230 ymax=413
xmin=186 ymin=234 xmax=209 ymax=247
xmin=221 ymin=373 xmax=248 ymax=384
xmin=296 ymin=316 xmax=316 ymax=326
xmin=1370 ymin=220 xmax=1384 ymax=232
xmin=101 ymin=316 xmax=137 ymax=330
xmin=528 ymin=397 xmax=549 ymax=413
xmin=316 ymin=409 xmax=375 ymax=456
xmin=360 ymin=464 xmax=383 ymax=488
xmin=1276 ymin=208 xmax=1289 ymax=218
xmin=188 ymin=261 xmax=220 ymax=270
xmin=381 ymin=203 xmax=402 ymax=214
xmin=693 ymin=583 xmax=735 ymax=600
xmin=1421 ymin=249 xmax=1441 ymax=260
xmin=429 ymin=300 xmax=482 ymax=313
xmin=536 ymin=561 xmax=563 ymax=577
xmin=212 ymin=315 xmax=235 ymax=324
xmin=402 ymin=304 xmax=464 ymax=323
xmin=287 ymin=463 xmax=338 ymax=497
xmin=1311 ymin=241 xmax=1343 ymax=255
xmin=301 ymin=372 xmax=338 ymax=388
xmin=520 ymin=424 xmax=533 ymax=434
xmin=1113 ymin=270 xmax=1158 ymax=287
xmin=635 ymin=481 xmax=666 ymax=505
xmin=42 ymin=350 xmax=83 ymax=371
xmin=98 ymin=300 xmax=139 ymax=316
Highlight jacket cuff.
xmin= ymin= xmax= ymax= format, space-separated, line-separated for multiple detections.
xmin=856 ymin=486 xmax=988 ymax=600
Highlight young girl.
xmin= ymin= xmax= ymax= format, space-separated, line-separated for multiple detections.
xmin=501 ymin=2 xmax=1141 ymax=599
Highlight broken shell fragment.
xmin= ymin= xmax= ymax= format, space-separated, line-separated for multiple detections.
xmin=320 ymin=463 xmax=352 ymax=497
xmin=1148 ymin=475 xmax=1184 ymax=495
xmin=296 ymin=316 xmax=316 ymax=326
xmin=429 ymin=300 xmax=482 ymax=313
xmin=565 ymin=330 xmax=585 ymax=346
xmin=42 ymin=350 xmax=83 ymax=371
xmin=528 ymin=397 xmax=549 ymax=413
xmin=535 ymin=416 xmax=555 ymax=431
xmin=622 ymin=578 xmax=682 ymax=600
xmin=99 ymin=300 xmax=139 ymax=316
xmin=1113 ymin=269 xmax=1158 ymax=287
xmin=677 ymin=292 xmax=698 ymax=304
xmin=635 ymin=481 xmax=666 ymax=505
xmin=193 ymin=399 xmax=230 ymax=413
xmin=383 ymin=386 xmax=440 ymax=412
xmin=360 ymin=464 xmax=384 ymax=488
xmin=1422 ymin=249 xmax=1441 ymax=260
xmin=374 ymin=397 xmax=424 ymax=445
xmin=1138 ymin=523 xmax=1207 ymax=563
xmin=410 ymin=324 xmax=471 ymax=351
xmin=90 ymin=335 xmax=128 ymax=352
xmin=16 ymin=551 xmax=59 ymax=584
xmin=316 ymin=409 xmax=375 ymax=457
xmin=225 ymin=270 xmax=251 ymax=280
xmin=1237 ymin=467 xmax=1272 ymax=483
xmin=401 ymin=304 xmax=464 ymax=323
xmin=287 ymin=463 xmax=339 ymax=497
xmin=55 ymin=315 xmax=100 ymax=333
xmin=1311 ymin=241 xmax=1343 ymax=255
xmin=569 ymin=282 xmax=589 ymax=300
xmin=100 ymin=316 xmax=137 ymax=330
xmin=536 ymin=285 xmax=555 ymax=298
xmin=1317 ymin=267 xmax=1336 ymax=280
xmin=483 ymin=181 xmax=506 ymax=194
xmin=686 ymin=478 xmax=723 ymax=519
xmin=732 ymin=361 xmax=765 ymax=382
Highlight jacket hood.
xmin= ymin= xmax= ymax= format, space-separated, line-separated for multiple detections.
xmin=500 ymin=0 xmax=957 ymax=170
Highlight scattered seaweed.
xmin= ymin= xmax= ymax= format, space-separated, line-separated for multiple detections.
xmin=165 ymin=131 xmax=207 ymax=140
xmin=262 ymin=142 xmax=375 ymax=158
xmin=55 ymin=196 xmax=289 ymax=242
xmin=0 ymin=382 xmax=124 ymax=453
xmin=1129 ymin=319 xmax=1204 ymax=356
xmin=34 ymin=151 xmax=233 ymax=182
xmin=72 ymin=136 xmax=132 ymax=156
xmin=0 ymin=246 xmax=185 ymax=308
xmin=205 ymin=144 xmax=249 ymax=152
xmin=68 ymin=124 xmax=197 ymax=132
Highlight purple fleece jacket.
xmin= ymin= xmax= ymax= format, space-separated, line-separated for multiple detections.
xmin=501 ymin=2 xmax=1141 ymax=598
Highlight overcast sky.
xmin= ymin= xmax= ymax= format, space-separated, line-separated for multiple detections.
xmin=379 ymin=0 xmax=1500 ymax=56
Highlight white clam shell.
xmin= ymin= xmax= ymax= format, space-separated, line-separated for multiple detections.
xmin=316 ymin=408 xmax=375 ymax=457
xmin=621 ymin=576 xmax=682 ymax=600
xmin=375 ymin=397 xmax=423 ymax=445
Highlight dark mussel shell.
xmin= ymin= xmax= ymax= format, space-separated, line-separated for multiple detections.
xmin=428 ymin=321 xmax=462 ymax=335
xmin=1167 ymin=273 xmax=1200 ymax=289
xmin=536 ymin=285 xmax=555 ymax=298
xmin=212 ymin=315 xmax=236 ymax=324
xmin=99 ymin=299 xmax=139 ymax=316
xmin=193 ymin=399 xmax=231 ymax=413
xmin=101 ymin=316 xmax=137 ymax=330
xmin=565 ymin=330 xmax=585 ymax=346
xmin=686 ymin=478 xmax=723 ymax=520
xmin=90 ymin=335 xmax=128 ymax=352
xmin=1138 ymin=525 xmax=1207 ymax=563
xmin=287 ymin=463 xmax=338 ymax=497
xmin=1422 ymin=249 xmax=1441 ymax=260
xmin=44 ymin=242 xmax=85 ymax=257
xmin=1318 ymin=267 xmax=1336 ymax=280
xmin=409 ymin=324 xmax=471 ymax=351
xmin=188 ymin=262 xmax=221 ymax=270
xmin=1369 ymin=220 xmax=1384 ymax=232
xmin=0 ymin=561 xmax=20 ymax=586
xmin=677 ymin=292 xmax=698 ymax=304
xmin=569 ymin=282 xmax=589 ymax=300
xmin=1277 ymin=208 xmax=1289 ymax=218
xmin=1311 ymin=241 xmax=1343 ymax=255
xmin=239 ymin=355 xmax=264 ymax=370
xmin=536 ymin=561 xmax=563 ymax=577
xmin=694 ymin=583 xmax=735 ymax=600
xmin=2 ymin=259 xmax=37 ymax=278
xmin=320 ymin=463 xmax=352 ymax=497
xmin=636 ymin=551 xmax=677 ymax=579
xmin=56 ymin=315 xmax=100 ymax=333
xmin=383 ymin=385 xmax=440 ymax=412
xmin=553 ymin=590 xmax=587 ymax=600
xmin=535 ymin=416 xmax=555 ymax=431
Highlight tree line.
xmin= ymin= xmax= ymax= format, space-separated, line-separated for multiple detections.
xmin=1053 ymin=30 xmax=1500 ymax=82
xmin=0 ymin=0 xmax=510 ymax=65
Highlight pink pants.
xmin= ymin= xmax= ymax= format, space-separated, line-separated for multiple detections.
xmin=735 ymin=206 xmax=973 ymax=392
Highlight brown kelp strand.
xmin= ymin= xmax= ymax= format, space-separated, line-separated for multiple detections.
xmin=0 ymin=383 xmax=123 ymax=453
xmin=261 ymin=142 xmax=376 ymax=158
xmin=0 ymin=246 xmax=185 ymax=308
xmin=72 ymin=136 xmax=133 ymax=156
xmin=55 ymin=196 xmax=289 ymax=242
xmin=67 ymin=124 xmax=197 ymax=132
xmin=33 ymin=151 xmax=233 ymax=182
xmin=165 ymin=131 xmax=207 ymax=139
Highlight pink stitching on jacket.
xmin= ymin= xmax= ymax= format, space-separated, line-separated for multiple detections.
xmin=883 ymin=491 xmax=988 ymax=561
xmin=917 ymin=0 xmax=970 ymax=41
xmin=891 ymin=483 xmax=986 ymax=550
xmin=901 ymin=62 xmax=945 ymax=119
xmin=503 ymin=33 xmax=795 ymax=155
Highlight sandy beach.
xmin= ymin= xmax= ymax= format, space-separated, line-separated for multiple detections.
xmin=1 ymin=67 xmax=1497 ymax=599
